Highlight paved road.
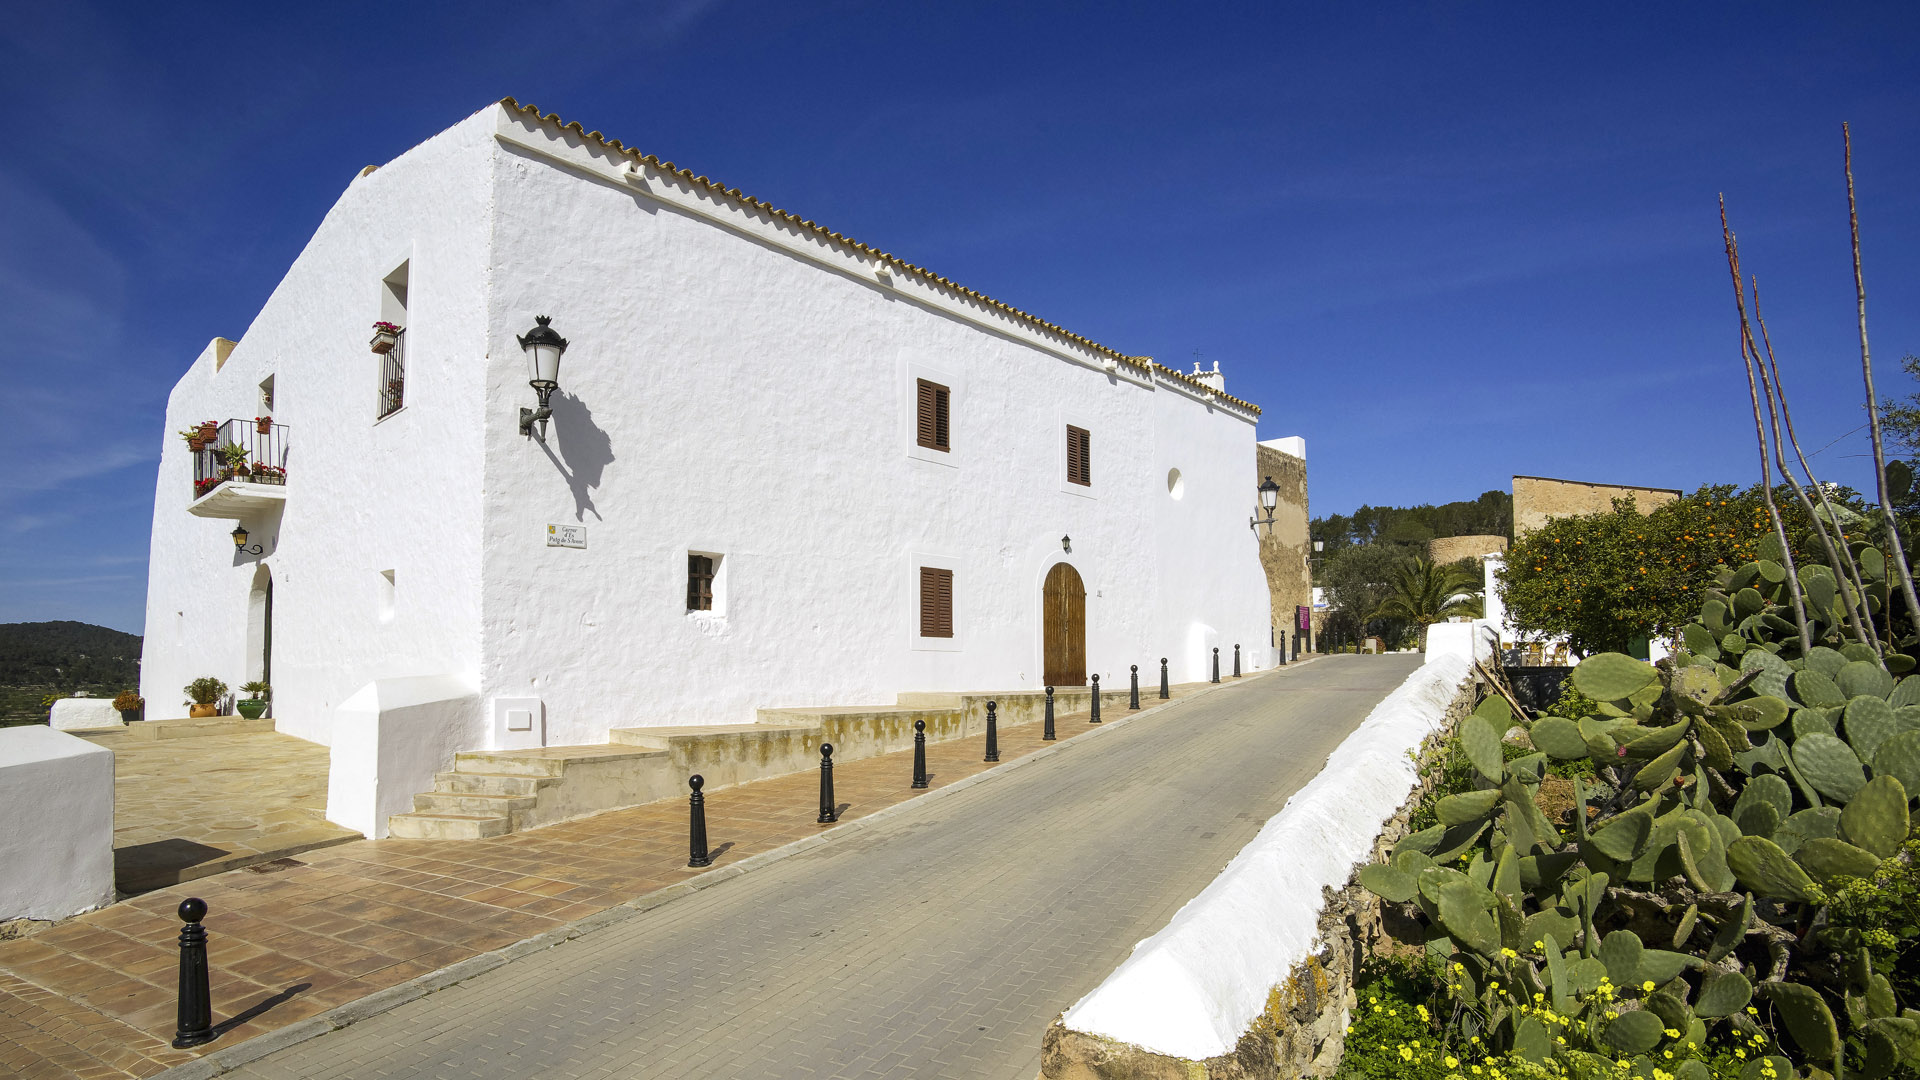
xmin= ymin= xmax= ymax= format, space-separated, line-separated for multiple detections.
xmin=230 ymin=655 xmax=1421 ymax=1080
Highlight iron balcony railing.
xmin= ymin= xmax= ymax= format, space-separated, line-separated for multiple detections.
xmin=190 ymin=419 xmax=290 ymax=500
xmin=377 ymin=328 xmax=405 ymax=419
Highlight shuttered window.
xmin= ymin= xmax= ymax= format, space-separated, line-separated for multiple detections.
xmin=687 ymin=554 xmax=715 ymax=611
xmin=915 ymin=379 xmax=950 ymax=452
xmin=919 ymin=567 xmax=953 ymax=638
xmin=1066 ymin=425 xmax=1092 ymax=486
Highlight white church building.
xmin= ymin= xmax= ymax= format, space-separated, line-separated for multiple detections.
xmin=140 ymin=98 xmax=1278 ymax=836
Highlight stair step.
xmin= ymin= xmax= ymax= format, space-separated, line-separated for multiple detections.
xmin=609 ymin=723 xmax=815 ymax=749
xmin=413 ymin=791 xmax=538 ymax=815
xmin=388 ymin=812 xmax=512 ymax=840
xmin=453 ymin=744 xmax=667 ymax=777
xmin=432 ymin=771 xmax=554 ymax=797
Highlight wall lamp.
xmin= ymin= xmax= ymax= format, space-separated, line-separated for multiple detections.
xmin=231 ymin=524 xmax=264 ymax=555
xmin=1061 ymin=535 xmax=1072 ymax=553
xmin=1249 ymin=476 xmax=1281 ymax=534
xmin=517 ymin=315 xmax=569 ymax=438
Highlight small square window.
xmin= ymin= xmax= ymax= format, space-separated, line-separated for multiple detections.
xmin=915 ymin=379 xmax=950 ymax=452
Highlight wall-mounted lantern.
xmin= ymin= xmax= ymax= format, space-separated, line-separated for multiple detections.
xmin=1061 ymin=535 xmax=1072 ymax=553
xmin=1249 ymin=476 xmax=1281 ymax=534
xmin=231 ymin=524 xmax=263 ymax=555
xmin=517 ymin=315 xmax=569 ymax=438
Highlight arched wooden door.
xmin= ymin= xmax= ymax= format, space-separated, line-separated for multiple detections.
xmin=1043 ymin=563 xmax=1086 ymax=687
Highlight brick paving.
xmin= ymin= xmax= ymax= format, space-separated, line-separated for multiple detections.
xmin=0 ymin=678 xmax=1238 ymax=1079
xmin=221 ymin=655 xmax=1420 ymax=1080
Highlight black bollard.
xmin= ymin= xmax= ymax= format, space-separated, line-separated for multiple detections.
xmin=1234 ymin=644 xmax=1241 ymax=677
xmin=1130 ymin=665 xmax=1140 ymax=710
xmin=984 ymin=701 xmax=1000 ymax=762
xmin=1089 ymin=674 xmax=1101 ymax=723
xmin=1043 ymin=686 xmax=1056 ymax=741
xmin=687 ymin=775 xmax=712 ymax=868
xmin=1160 ymin=657 xmax=1170 ymax=699
xmin=1212 ymin=647 xmax=1220 ymax=683
xmin=172 ymin=898 xmax=215 ymax=1049
xmin=1279 ymin=630 xmax=1287 ymax=664
xmin=817 ymin=744 xmax=837 ymax=824
xmin=911 ymin=719 xmax=928 ymax=788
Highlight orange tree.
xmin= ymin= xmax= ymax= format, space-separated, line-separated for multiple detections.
xmin=1497 ymin=484 xmax=1840 ymax=656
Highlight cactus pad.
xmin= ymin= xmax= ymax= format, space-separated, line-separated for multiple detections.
xmin=1727 ymin=836 xmax=1820 ymax=901
xmin=1358 ymin=863 xmax=1416 ymax=902
xmin=1805 ymin=646 xmax=1849 ymax=676
xmin=1843 ymin=696 xmax=1902 ymax=761
xmin=1757 ymin=980 xmax=1840 ymax=1061
xmin=1795 ymin=732 xmax=1869 ymax=801
xmin=1590 ymin=810 xmax=1654 ymax=861
xmin=1792 ymin=708 xmax=1836 ymax=739
xmin=1572 ymin=652 xmax=1658 ymax=702
xmin=1891 ymin=676 xmax=1920 ymax=708
xmin=1528 ymin=716 xmax=1589 ymax=760
xmin=1437 ymin=789 xmax=1503 ymax=827
xmin=1839 ymin=775 xmax=1909 ymax=858
xmin=1734 ymin=772 xmax=1793 ymax=823
xmin=1872 ymin=730 xmax=1920 ymax=794
xmin=1602 ymin=1009 xmax=1665 ymax=1054
xmin=1793 ymin=669 xmax=1847 ymax=709
xmin=1462 ymin=711 xmax=1506 ymax=782
xmin=1794 ymin=837 xmax=1883 ymax=884
xmin=1774 ymin=807 xmax=1842 ymax=856
xmin=1598 ymin=929 xmax=1643 ymax=986
xmin=1695 ymin=968 xmax=1753 ymax=1017
xmin=1838 ymin=660 xmax=1895 ymax=700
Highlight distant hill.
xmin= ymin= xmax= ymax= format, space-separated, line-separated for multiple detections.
xmin=0 ymin=621 xmax=143 ymax=687
xmin=1311 ymin=490 xmax=1512 ymax=556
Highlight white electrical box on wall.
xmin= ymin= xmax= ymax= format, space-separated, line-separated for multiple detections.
xmin=491 ymin=696 xmax=545 ymax=750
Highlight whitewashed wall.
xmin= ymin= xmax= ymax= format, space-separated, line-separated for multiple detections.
xmin=144 ymin=102 xmax=1272 ymax=756
xmin=141 ymin=109 xmax=496 ymax=743
xmin=475 ymin=108 xmax=1270 ymax=743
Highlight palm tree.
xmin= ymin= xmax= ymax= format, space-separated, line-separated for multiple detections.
xmin=1372 ymin=557 xmax=1483 ymax=650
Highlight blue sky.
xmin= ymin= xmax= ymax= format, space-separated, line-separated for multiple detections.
xmin=3 ymin=3 xmax=1918 ymax=633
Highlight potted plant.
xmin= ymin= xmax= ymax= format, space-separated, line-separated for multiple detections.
xmin=180 ymin=428 xmax=208 ymax=452
xmin=370 ymin=321 xmax=402 ymax=354
xmin=183 ymin=677 xmax=228 ymax=718
xmin=113 ymin=690 xmax=144 ymax=724
xmin=254 ymin=415 xmax=273 ymax=434
xmin=194 ymin=475 xmax=225 ymax=497
xmin=249 ymin=464 xmax=286 ymax=485
xmin=217 ymin=442 xmax=250 ymax=480
xmin=197 ymin=420 xmax=219 ymax=443
xmin=236 ymin=682 xmax=270 ymax=720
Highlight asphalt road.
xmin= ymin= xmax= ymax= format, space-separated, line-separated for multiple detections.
xmin=228 ymin=654 xmax=1421 ymax=1080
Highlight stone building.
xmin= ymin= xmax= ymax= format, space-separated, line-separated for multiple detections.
xmin=140 ymin=98 xmax=1294 ymax=837
xmin=1512 ymin=475 xmax=1680 ymax=536
xmin=1428 ymin=534 xmax=1508 ymax=565
xmin=1255 ymin=438 xmax=1311 ymax=655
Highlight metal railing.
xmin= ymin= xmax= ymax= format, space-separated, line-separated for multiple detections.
xmin=190 ymin=419 xmax=290 ymax=500
xmin=377 ymin=328 xmax=405 ymax=419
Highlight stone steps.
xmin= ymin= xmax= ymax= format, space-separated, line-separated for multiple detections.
xmin=385 ymin=683 xmax=1165 ymax=842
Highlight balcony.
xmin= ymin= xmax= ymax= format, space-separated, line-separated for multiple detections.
xmin=186 ymin=418 xmax=290 ymax=519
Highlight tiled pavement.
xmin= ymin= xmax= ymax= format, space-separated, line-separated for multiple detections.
xmin=84 ymin=726 xmax=360 ymax=894
xmin=0 ymin=678 xmax=1244 ymax=1079
xmin=224 ymin=654 xmax=1422 ymax=1080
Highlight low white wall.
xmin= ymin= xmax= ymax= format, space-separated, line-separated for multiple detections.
xmin=0 ymin=728 xmax=116 ymax=922
xmin=324 ymin=675 xmax=482 ymax=839
xmin=48 ymin=698 xmax=124 ymax=731
xmin=1058 ymin=646 xmax=1485 ymax=1060
xmin=1425 ymin=620 xmax=1499 ymax=664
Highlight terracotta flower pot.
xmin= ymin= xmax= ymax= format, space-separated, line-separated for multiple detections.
xmin=198 ymin=422 xmax=218 ymax=441
xmin=188 ymin=703 xmax=219 ymax=718
xmin=370 ymin=330 xmax=398 ymax=355
xmin=256 ymin=418 xmax=273 ymax=434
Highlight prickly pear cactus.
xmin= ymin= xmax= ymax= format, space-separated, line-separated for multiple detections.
xmin=1358 ymin=545 xmax=1920 ymax=1079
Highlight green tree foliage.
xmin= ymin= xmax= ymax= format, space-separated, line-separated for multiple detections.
xmin=1496 ymin=485 xmax=1877 ymax=657
xmin=0 ymin=621 xmax=142 ymax=686
xmin=1313 ymin=490 xmax=1513 ymax=565
xmin=1321 ymin=543 xmax=1418 ymax=646
xmin=1374 ymin=558 xmax=1483 ymax=648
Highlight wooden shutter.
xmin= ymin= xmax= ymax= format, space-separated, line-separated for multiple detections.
xmin=919 ymin=567 xmax=953 ymax=638
xmin=916 ymin=379 xmax=950 ymax=452
xmin=1066 ymin=425 xmax=1091 ymax=486
xmin=687 ymin=554 xmax=714 ymax=611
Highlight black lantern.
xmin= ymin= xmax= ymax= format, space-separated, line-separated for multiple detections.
xmin=517 ymin=315 xmax=569 ymax=437
xmin=231 ymin=524 xmax=248 ymax=549
xmin=1250 ymin=475 xmax=1281 ymax=534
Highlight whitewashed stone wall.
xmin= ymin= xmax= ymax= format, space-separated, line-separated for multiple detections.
xmin=0 ymin=729 xmax=115 ymax=922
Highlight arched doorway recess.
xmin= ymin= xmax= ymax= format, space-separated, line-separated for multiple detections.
xmin=1042 ymin=562 xmax=1086 ymax=687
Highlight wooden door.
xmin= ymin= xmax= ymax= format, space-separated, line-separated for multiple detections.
xmin=1043 ymin=563 xmax=1086 ymax=686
